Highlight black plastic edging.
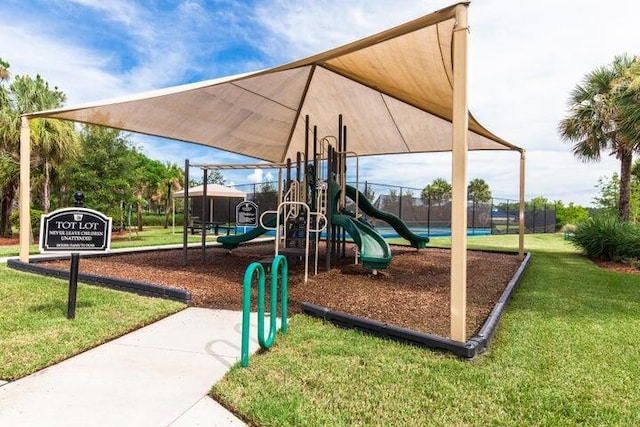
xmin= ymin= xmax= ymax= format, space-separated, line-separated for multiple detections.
xmin=470 ymin=252 xmax=532 ymax=354
xmin=301 ymin=251 xmax=532 ymax=359
xmin=7 ymin=259 xmax=190 ymax=304
xmin=301 ymin=302 xmax=476 ymax=357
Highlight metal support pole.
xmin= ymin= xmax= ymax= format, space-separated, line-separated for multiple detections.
xmin=450 ymin=3 xmax=469 ymax=342
xmin=182 ymin=159 xmax=190 ymax=267
xmin=19 ymin=116 xmax=31 ymax=263
xmin=202 ymin=169 xmax=208 ymax=260
xmin=325 ymin=146 xmax=333 ymax=271
xmin=67 ymin=191 xmax=84 ymax=320
xmin=518 ymin=151 xmax=526 ymax=260
xmin=312 ymin=125 xmax=318 ymax=212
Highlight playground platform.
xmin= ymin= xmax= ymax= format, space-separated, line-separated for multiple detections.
xmin=0 ymin=308 xmax=254 ymax=426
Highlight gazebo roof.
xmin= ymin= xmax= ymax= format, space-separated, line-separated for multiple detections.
xmin=173 ymin=184 xmax=246 ymax=199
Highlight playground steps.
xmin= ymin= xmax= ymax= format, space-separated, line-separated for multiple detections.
xmin=278 ymin=247 xmax=306 ymax=264
xmin=285 ymin=212 xmax=309 ymax=249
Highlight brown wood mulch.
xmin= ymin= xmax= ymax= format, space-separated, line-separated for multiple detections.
xmin=40 ymin=243 xmax=523 ymax=340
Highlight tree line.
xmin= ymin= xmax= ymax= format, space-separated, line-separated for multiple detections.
xmin=0 ymin=59 xmax=185 ymax=237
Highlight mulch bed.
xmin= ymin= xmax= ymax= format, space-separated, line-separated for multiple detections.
xmin=40 ymin=243 xmax=523 ymax=340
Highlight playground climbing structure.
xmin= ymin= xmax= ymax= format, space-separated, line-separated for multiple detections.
xmin=215 ymin=114 xmax=429 ymax=278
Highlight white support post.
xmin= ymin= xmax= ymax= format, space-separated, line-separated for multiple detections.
xmin=518 ymin=151 xmax=526 ymax=260
xmin=19 ymin=116 xmax=31 ymax=262
xmin=450 ymin=3 xmax=469 ymax=342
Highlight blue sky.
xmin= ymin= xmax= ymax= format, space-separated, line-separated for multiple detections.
xmin=1 ymin=0 xmax=639 ymax=205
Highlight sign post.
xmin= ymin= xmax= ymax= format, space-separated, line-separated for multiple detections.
xmin=39 ymin=192 xmax=112 ymax=319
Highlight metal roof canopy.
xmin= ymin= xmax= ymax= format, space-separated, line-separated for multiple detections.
xmin=19 ymin=2 xmax=526 ymax=343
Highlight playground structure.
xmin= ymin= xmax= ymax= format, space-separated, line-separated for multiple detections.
xmin=193 ymin=114 xmax=430 ymax=280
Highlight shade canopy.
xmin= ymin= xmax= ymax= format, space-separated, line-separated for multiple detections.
xmin=25 ymin=2 xmax=521 ymax=163
xmin=173 ymin=184 xmax=246 ymax=199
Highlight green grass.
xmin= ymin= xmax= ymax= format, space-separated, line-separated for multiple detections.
xmin=0 ymin=265 xmax=184 ymax=381
xmin=212 ymin=233 xmax=640 ymax=426
xmin=108 ymin=226 xmax=212 ymax=249
xmin=0 ymin=226 xmax=217 ymax=257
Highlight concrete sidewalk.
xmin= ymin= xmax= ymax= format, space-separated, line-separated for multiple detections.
xmin=0 ymin=308 xmax=260 ymax=426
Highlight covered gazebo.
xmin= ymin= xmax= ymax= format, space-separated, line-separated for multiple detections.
xmin=173 ymin=184 xmax=246 ymax=233
xmin=19 ymin=2 xmax=525 ymax=342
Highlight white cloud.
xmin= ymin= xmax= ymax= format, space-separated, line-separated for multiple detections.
xmin=247 ymin=169 xmax=264 ymax=183
xmin=0 ymin=24 xmax=122 ymax=104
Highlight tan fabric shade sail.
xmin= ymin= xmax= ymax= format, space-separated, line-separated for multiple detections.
xmin=25 ymin=2 xmax=521 ymax=163
xmin=173 ymin=184 xmax=246 ymax=199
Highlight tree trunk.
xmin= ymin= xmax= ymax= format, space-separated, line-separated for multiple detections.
xmin=43 ymin=160 xmax=51 ymax=213
xmin=0 ymin=185 xmax=16 ymax=237
xmin=618 ymin=148 xmax=633 ymax=222
xmin=163 ymin=183 xmax=171 ymax=229
xmin=137 ymin=201 xmax=143 ymax=231
xmin=119 ymin=200 xmax=125 ymax=231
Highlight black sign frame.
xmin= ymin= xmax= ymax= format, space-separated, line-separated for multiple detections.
xmin=39 ymin=207 xmax=112 ymax=253
xmin=236 ymin=201 xmax=259 ymax=227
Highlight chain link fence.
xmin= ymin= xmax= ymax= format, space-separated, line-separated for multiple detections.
xmin=227 ymin=181 xmax=556 ymax=235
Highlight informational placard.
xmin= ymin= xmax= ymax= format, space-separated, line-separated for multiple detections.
xmin=236 ymin=201 xmax=259 ymax=227
xmin=39 ymin=207 xmax=112 ymax=253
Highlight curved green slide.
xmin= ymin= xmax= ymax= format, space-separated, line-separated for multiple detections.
xmin=332 ymin=214 xmax=391 ymax=270
xmin=217 ymin=215 xmax=277 ymax=250
xmin=344 ymin=185 xmax=429 ymax=249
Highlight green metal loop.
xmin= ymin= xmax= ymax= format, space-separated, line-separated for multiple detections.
xmin=240 ymin=255 xmax=289 ymax=368
xmin=272 ymin=255 xmax=288 ymax=333
xmin=241 ymin=262 xmax=264 ymax=368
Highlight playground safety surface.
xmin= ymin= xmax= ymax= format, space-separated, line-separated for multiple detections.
xmin=41 ymin=243 xmax=522 ymax=341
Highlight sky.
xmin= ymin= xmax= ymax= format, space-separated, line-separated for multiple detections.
xmin=1 ymin=0 xmax=639 ymax=206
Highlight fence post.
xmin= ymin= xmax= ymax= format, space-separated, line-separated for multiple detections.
xmin=471 ymin=200 xmax=476 ymax=235
xmin=427 ymin=195 xmax=431 ymax=235
xmin=544 ymin=202 xmax=548 ymax=233
xmin=490 ymin=198 xmax=494 ymax=234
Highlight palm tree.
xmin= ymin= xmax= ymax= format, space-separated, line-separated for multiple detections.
xmin=163 ymin=162 xmax=184 ymax=228
xmin=558 ymin=54 xmax=640 ymax=221
xmin=467 ymin=178 xmax=492 ymax=203
xmin=0 ymin=69 xmax=79 ymax=235
xmin=32 ymin=114 xmax=81 ymax=212
xmin=0 ymin=59 xmax=9 ymax=81
xmin=421 ymin=178 xmax=452 ymax=202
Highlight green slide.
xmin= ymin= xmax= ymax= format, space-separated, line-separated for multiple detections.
xmin=217 ymin=215 xmax=277 ymax=250
xmin=332 ymin=214 xmax=391 ymax=270
xmin=344 ymin=185 xmax=429 ymax=249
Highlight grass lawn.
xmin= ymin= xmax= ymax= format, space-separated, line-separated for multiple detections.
xmin=0 ymin=226 xmax=218 ymax=257
xmin=212 ymin=233 xmax=640 ymax=426
xmin=0 ymin=265 xmax=184 ymax=381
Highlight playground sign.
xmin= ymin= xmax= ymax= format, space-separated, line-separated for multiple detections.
xmin=236 ymin=201 xmax=259 ymax=227
xmin=39 ymin=208 xmax=112 ymax=253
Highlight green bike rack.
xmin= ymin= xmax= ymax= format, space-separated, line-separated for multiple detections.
xmin=241 ymin=255 xmax=288 ymax=367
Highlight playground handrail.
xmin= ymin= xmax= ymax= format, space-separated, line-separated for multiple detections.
xmin=276 ymin=201 xmax=310 ymax=282
xmin=337 ymin=151 xmax=360 ymax=218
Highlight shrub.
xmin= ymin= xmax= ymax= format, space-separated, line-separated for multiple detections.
xmin=10 ymin=209 xmax=44 ymax=237
xmin=570 ymin=215 xmax=640 ymax=261
xmin=139 ymin=213 xmax=184 ymax=227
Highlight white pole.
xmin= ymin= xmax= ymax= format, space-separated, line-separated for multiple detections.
xmin=450 ymin=3 xmax=469 ymax=342
xmin=19 ymin=116 xmax=31 ymax=262
xmin=518 ymin=151 xmax=526 ymax=260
